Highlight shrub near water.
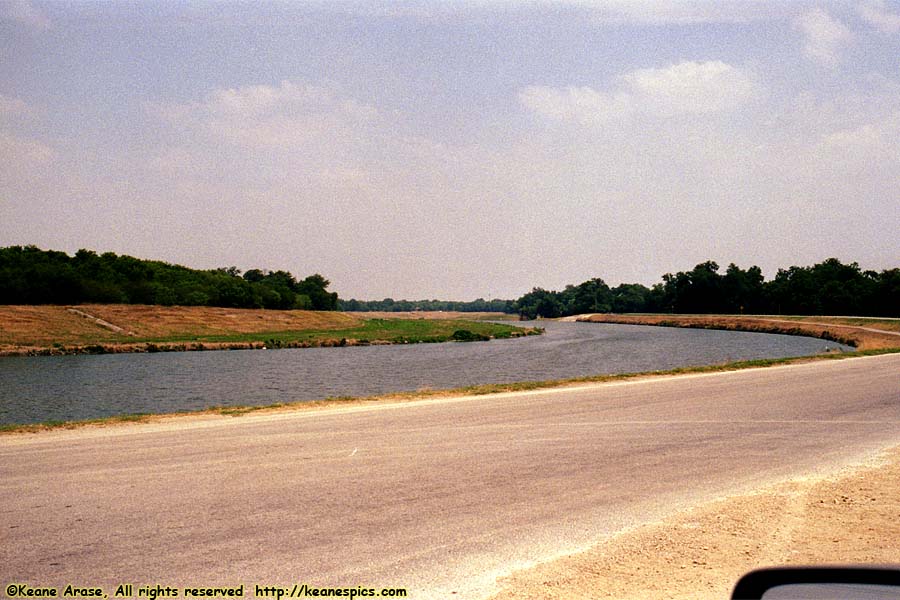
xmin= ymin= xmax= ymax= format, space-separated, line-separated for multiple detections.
xmin=451 ymin=329 xmax=490 ymax=342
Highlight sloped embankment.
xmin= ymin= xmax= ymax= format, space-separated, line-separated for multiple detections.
xmin=0 ymin=305 xmax=531 ymax=356
xmin=575 ymin=314 xmax=900 ymax=351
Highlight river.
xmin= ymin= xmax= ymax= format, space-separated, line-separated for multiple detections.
xmin=0 ymin=321 xmax=851 ymax=425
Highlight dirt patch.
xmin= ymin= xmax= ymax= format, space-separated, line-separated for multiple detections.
xmin=576 ymin=314 xmax=900 ymax=351
xmin=490 ymin=446 xmax=900 ymax=600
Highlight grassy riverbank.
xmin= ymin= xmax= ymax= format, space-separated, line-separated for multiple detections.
xmin=0 ymin=305 xmax=536 ymax=356
xmin=574 ymin=314 xmax=900 ymax=351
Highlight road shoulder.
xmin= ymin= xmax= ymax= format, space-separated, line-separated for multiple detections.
xmin=489 ymin=445 xmax=900 ymax=600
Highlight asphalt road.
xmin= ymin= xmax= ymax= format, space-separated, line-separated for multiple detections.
xmin=2 ymin=354 xmax=899 ymax=599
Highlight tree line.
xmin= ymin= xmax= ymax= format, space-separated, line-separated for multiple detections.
xmin=512 ymin=259 xmax=900 ymax=319
xmin=337 ymin=297 xmax=514 ymax=313
xmin=0 ymin=246 xmax=338 ymax=310
xmin=3 ymin=248 xmax=896 ymax=318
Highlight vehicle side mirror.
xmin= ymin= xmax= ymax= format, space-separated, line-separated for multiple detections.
xmin=732 ymin=566 xmax=900 ymax=599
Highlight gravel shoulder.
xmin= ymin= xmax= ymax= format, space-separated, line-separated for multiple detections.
xmin=489 ymin=445 xmax=900 ymax=600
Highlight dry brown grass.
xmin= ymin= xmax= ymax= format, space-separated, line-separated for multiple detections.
xmin=0 ymin=304 xmax=362 ymax=351
xmin=776 ymin=315 xmax=900 ymax=333
xmin=576 ymin=314 xmax=900 ymax=351
xmin=0 ymin=305 xmax=125 ymax=346
xmin=79 ymin=304 xmax=361 ymax=338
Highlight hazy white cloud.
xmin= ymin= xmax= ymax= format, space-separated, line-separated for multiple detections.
xmin=0 ymin=132 xmax=53 ymax=162
xmin=152 ymin=81 xmax=379 ymax=150
xmin=0 ymin=95 xmax=52 ymax=179
xmin=0 ymin=132 xmax=55 ymax=180
xmin=0 ymin=93 xmax=32 ymax=118
xmin=0 ymin=0 xmax=50 ymax=29
xmin=152 ymin=80 xmax=372 ymax=122
xmin=625 ymin=60 xmax=760 ymax=115
xmin=820 ymin=110 xmax=900 ymax=160
xmin=204 ymin=81 xmax=377 ymax=120
xmin=795 ymin=8 xmax=853 ymax=68
xmin=521 ymin=60 xmax=760 ymax=125
xmin=145 ymin=79 xmax=446 ymax=207
xmin=519 ymin=86 xmax=633 ymax=125
xmin=859 ymin=1 xmax=900 ymax=33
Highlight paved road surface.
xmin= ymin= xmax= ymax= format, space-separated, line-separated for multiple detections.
xmin=2 ymin=354 xmax=899 ymax=599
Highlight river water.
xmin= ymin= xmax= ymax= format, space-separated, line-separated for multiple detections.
xmin=0 ymin=321 xmax=850 ymax=425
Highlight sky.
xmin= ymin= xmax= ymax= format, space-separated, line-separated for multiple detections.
xmin=2 ymin=0 xmax=899 ymax=300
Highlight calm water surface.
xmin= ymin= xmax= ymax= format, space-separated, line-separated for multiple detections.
xmin=0 ymin=321 xmax=850 ymax=424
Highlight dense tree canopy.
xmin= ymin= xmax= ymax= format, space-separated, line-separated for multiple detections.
xmin=0 ymin=246 xmax=338 ymax=310
xmin=512 ymin=259 xmax=899 ymax=318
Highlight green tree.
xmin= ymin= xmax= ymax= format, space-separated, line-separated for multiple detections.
xmin=610 ymin=283 xmax=651 ymax=313
xmin=514 ymin=287 xmax=561 ymax=319
xmin=722 ymin=263 xmax=764 ymax=314
xmin=562 ymin=278 xmax=612 ymax=315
